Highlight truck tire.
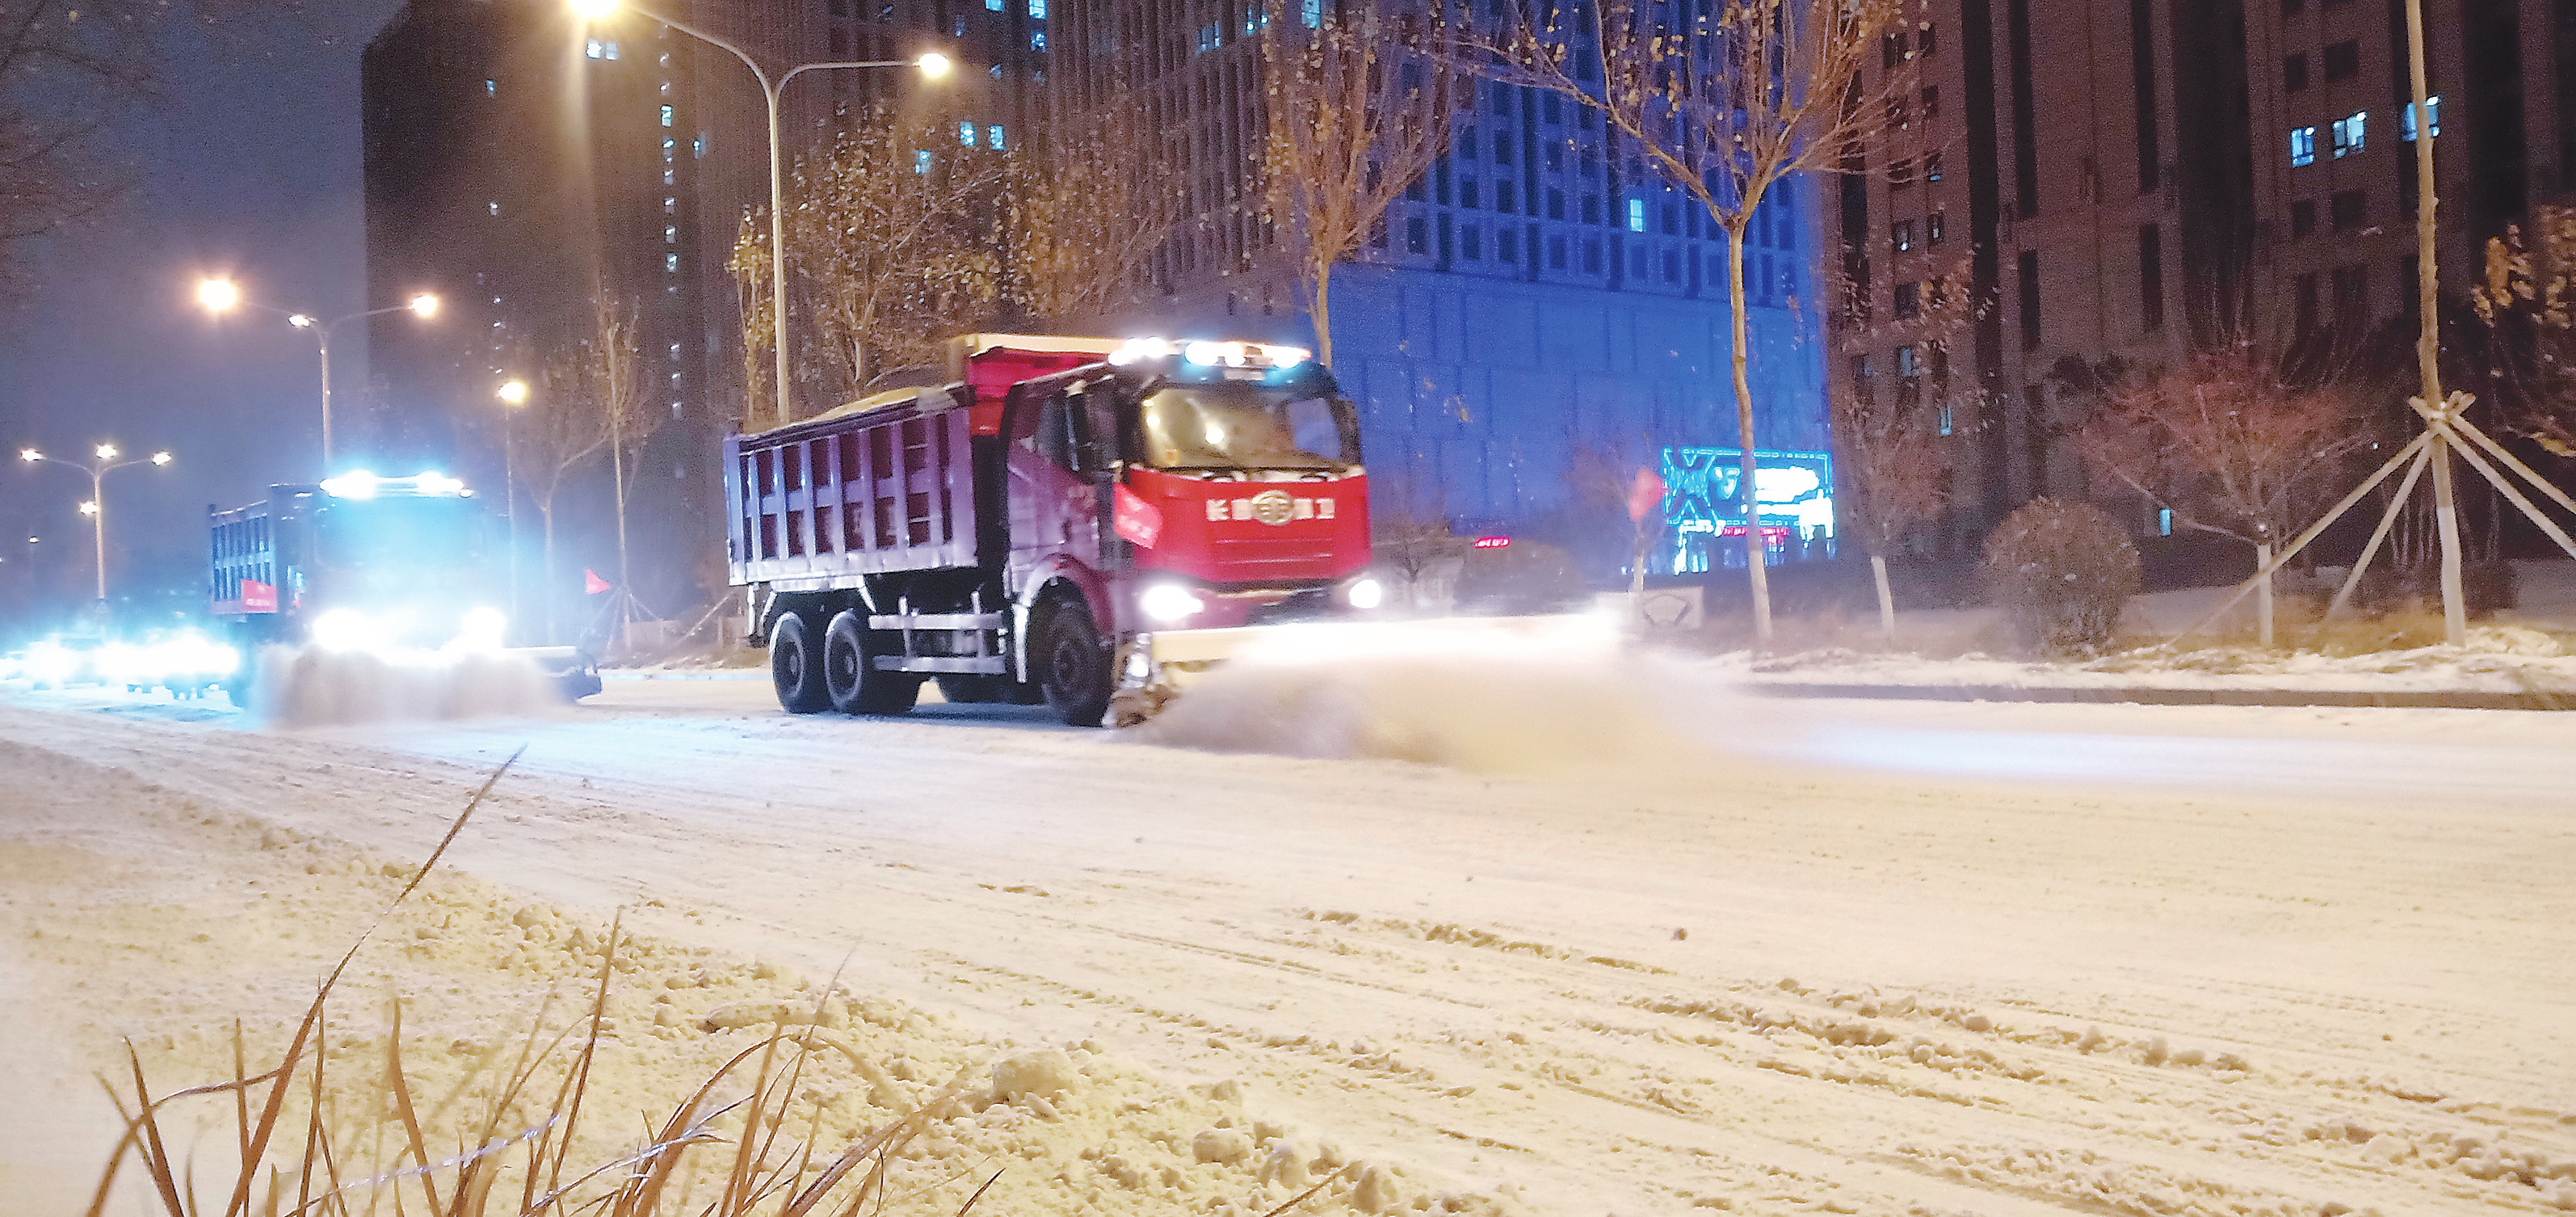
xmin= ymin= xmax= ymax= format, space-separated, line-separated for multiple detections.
xmin=825 ymin=611 xmax=920 ymax=715
xmin=1037 ymin=598 xmax=1114 ymax=727
xmin=770 ymin=613 xmax=831 ymax=714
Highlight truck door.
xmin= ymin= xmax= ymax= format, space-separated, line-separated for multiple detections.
xmin=1006 ymin=389 xmax=1102 ymax=592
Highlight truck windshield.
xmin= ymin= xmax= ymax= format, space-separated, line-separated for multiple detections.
xmin=316 ymin=497 xmax=483 ymax=571
xmin=1137 ymin=385 xmax=1355 ymax=472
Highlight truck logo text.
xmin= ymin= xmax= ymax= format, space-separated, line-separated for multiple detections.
xmin=1206 ymin=491 xmax=1334 ymax=526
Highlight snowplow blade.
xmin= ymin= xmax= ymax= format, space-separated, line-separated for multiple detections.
xmin=506 ymin=646 xmax=602 ymax=700
xmin=1110 ymin=627 xmax=1272 ymax=726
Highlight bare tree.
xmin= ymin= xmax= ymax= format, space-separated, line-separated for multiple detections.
xmin=730 ymin=104 xmax=1009 ymax=423
xmin=2075 ymin=349 xmax=2368 ymax=643
xmin=593 ymin=293 xmax=664 ymax=617
xmin=1262 ymin=3 xmax=1456 ymax=367
xmin=1010 ymin=99 xmax=1176 ymax=326
xmin=1499 ymin=0 xmax=1919 ymax=642
xmin=0 ymin=1 xmax=153 ymax=289
xmin=1831 ymin=254 xmax=1973 ymax=638
xmin=519 ymin=339 xmax=612 ymax=644
xmin=2475 ymin=205 xmax=2576 ymax=457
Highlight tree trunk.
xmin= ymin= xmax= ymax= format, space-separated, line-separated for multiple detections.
xmin=539 ymin=499 xmax=559 ymax=646
xmin=611 ymin=436 xmax=631 ymax=638
xmin=1312 ymin=259 xmax=1335 ymax=367
xmin=2255 ymin=541 xmax=2275 ymax=648
xmin=1871 ymin=553 xmax=1896 ymax=642
xmin=1725 ymin=224 xmax=1771 ymax=642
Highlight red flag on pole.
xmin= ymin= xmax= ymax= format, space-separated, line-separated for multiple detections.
xmin=584 ymin=568 xmax=612 ymax=595
xmin=1628 ymin=467 xmax=1667 ymax=523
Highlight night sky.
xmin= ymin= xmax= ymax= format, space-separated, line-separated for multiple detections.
xmin=2 ymin=2 xmax=410 ymax=621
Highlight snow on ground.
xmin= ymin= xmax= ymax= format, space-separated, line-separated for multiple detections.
xmin=2 ymin=651 xmax=2574 ymax=1216
xmin=1746 ymin=625 xmax=2576 ymax=695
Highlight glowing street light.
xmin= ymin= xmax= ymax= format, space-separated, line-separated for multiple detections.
xmin=194 ymin=276 xmax=443 ymax=465
xmin=573 ymin=0 xmax=954 ymax=423
xmin=19 ymin=444 xmax=173 ymax=601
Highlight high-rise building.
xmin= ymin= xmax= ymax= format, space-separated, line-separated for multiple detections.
xmin=1056 ymin=0 xmax=1834 ymax=574
xmin=1834 ymin=0 xmax=2539 ymax=541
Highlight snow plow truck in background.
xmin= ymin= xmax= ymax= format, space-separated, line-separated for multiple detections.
xmin=209 ymin=472 xmax=602 ymax=705
xmin=725 ymin=334 xmax=1380 ymax=726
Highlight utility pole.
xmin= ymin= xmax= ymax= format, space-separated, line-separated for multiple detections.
xmin=2403 ymin=0 xmax=2466 ymax=644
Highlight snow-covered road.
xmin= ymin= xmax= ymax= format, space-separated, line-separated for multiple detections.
xmin=2 ymin=669 xmax=2571 ymax=1216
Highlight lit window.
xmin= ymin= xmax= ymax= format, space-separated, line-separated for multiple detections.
xmin=2330 ymin=110 xmax=2365 ymax=158
xmin=989 ymin=124 xmax=1006 ymax=149
xmin=1301 ymin=0 xmax=1321 ymax=26
xmin=2288 ymin=125 xmax=2317 ymax=167
xmin=2402 ymin=95 xmax=2440 ymax=141
xmin=692 ymin=137 xmax=705 ymax=158
xmin=914 ymin=149 xmax=934 ymax=174
xmin=488 ymin=200 xmax=500 ymax=216
xmin=485 ymin=78 xmax=496 ymax=95
xmin=664 ymin=225 xmax=678 ymax=244
xmin=1626 ymin=198 xmax=1645 ymax=232
xmin=665 ymin=253 xmax=679 ymax=272
xmin=660 ymin=104 xmax=674 ymax=127
xmin=959 ymin=121 xmax=977 ymax=146
xmin=2158 ymin=507 xmax=2174 ymax=536
xmin=663 ymin=137 xmax=677 ymax=163
xmin=1938 ymin=403 xmax=1954 ymax=436
xmin=1029 ymin=0 xmax=1045 ymax=15
xmin=585 ymin=39 xmax=620 ymax=59
xmin=664 ymin=196 xmax=677 ymax=214
xmin=663 ymin=168 xmax=675 ymax=185
xmin=985 ymin=0 xmax=1002 ymax=11
xmin=1896 ymin=344 xmax=1918 ymax=377
xmin=1031 ymin=30 xmax=1045 ymax=50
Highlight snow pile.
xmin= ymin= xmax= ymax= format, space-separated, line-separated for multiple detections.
xmin=1142 ymin=615 xmax=1729 ymax=773
xmin=1752 ymin=625 xmax=2576 ymax=694
xmin=254 ymin=644 xmax=565 ymax=729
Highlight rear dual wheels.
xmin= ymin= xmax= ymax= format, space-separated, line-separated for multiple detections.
xmin=770 ymin=613 xmax=830 ymax=714
xmin=825 ymin=611 xmax=921 ymax=715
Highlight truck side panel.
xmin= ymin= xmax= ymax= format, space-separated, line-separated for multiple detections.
xmin=728 ymin=406 xmax=979 ymax=587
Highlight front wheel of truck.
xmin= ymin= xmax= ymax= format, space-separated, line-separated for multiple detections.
xmin=770 ymin=612 xmax=830 ymax=714
xmin=1038 ymin=598 xmax=1114 ymax=727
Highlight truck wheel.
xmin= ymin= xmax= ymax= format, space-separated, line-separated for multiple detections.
xmin=1038 ymin=599 xmax=1114 ymax=727
xmin=825 ymin=611 xmax=919 ymax=715
xmin=770 ymin=613 xmax=831 ymax=714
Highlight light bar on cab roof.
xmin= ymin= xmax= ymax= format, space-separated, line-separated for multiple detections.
xmin=1108 ymin=336 xmax=1311 ymax=372
xmin=321 ymin=470 xmax=472 ymax=499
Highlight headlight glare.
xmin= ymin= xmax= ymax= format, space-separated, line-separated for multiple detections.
xmin=1139 ymin=583 xmax=1204 ymax=623
xmin=1347 ymin=577 xmax=1385 ymax=610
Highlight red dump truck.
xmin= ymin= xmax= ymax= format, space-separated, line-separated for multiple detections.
xmin=723 ymin=334 xmax=1378 ymax=726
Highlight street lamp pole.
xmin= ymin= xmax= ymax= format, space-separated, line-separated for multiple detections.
xmin=498 ymin=378 xmax=530 ymax=638
xmin=195 ymin=280 xmax=439 ymax=466
xmin=571 ymin=1 xmax=949 ymax=426
xmin=19 ymin=445 xmax=171 ymax=603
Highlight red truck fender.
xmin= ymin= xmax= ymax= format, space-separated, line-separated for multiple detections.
xmin=1012 ymin=554 xmax=1113 ymax=674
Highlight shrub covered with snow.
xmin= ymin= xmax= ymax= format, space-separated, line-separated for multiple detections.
xmin=1982 ymin=498 xmax=2141 ymax=655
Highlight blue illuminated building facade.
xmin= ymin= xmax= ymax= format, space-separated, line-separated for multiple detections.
xmin=1059 ymin=2 xmax=1830 ymax=579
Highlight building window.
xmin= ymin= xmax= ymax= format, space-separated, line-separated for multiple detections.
xmin=1028 ymin=0 xmax=1046 ymax=15
xmin=2291 ymin=199 xmax=2317 ymax=237
xmin=1925 ymin=153 xmax=1944 ymax=183
xmin=1030 ymin=31 xmax=1045 ymax=50
xmin=485 ymin=78 xmax=497 ymax=95
xmin=1896 ymin=344 xmax=1920 ymax=379
xmin=1548 ymin=234 xmax=1568 ymax=269
xmin=2330 ymin=189 xmax=2365 ymax=230
xmin=1882 ymin=31 xmax=1908 ymax=68
xmin=985 ymin=0 xmax=1002 ymax=10
xmin=1889 ymin=157 xmax=1914 ymax=188
xmin=663 ymin=168 xmax=675 ymax=186
xmin=1406 ymin=216 xmax=1427 ymax=254
xmin=1921 ymin=85 xmax=1940 ymax=118
xmin=488 ymin=200 xmax=500 ymax=216
xmin=1546 ymin=188 xmax=1565 ymax=220
xmin=662 ymin=137 xmax=676 ymax=163
xmin=954 ymin=15 xmax=969 ymax=34
xmin=914 ymin=149 xmax=934 ymax=174
xmin=1894 ymin=281 xmax=1922 ymax=318
xmin=2323 ymin=40 xmax=2359 ymax=82
xmin=2402 ymin=95 xmax=2441 ymax=141
xmin=664 ymin=225 xmax=678 ymax=243
xmin=1498 ymin=227 xmax=1519 ymax=263
xmin=660 ymin=104 xmax=674 ymax=127
xmin=1928 ymin=210 xmax=1945 ymax=242
xmin=1851 ymin=354 xmax=1875 ymax=402
xmin=1892 ymin=219 xmax=1914 ymax=252
xmin=2284 ymin=53 xmax=2309 ymax=91
xmin=1581 ymin=194 xmax=1601 ymax=224
xmin=959 ymin=121 xmax=977 ymax=146
xmin=664 ymin=196 xmax=677 ymax=214
xmin=692 ymin=137 xmax=705 ymax=158
xmin=1492 ymin=131 xmax=1513 ymax=166
xmin=1497 ymin=181 xmax=1516 ymax=212
xmin=2295 ymin=272 xmax=2320 ymax=335
xmin=586 ymin=39 xmax=620 ymax=60
xmin=1461 ymin=225 xmax=1483 ymax=259
xmin=2158 ymin=507 xmax=2174 ymax=536
xmin=989 ymin=124 xmax=1006 ymax=149
xmin=2288 ymin=125 xmax=2317 ymax=167
xmin=2332 ymin=263 xmax=2368 ymax=329
xmin=1662 ymin=249 xmax=1679 ymax=282
xmin=1582 ymin=238 xmax=1601 ymax=272
xmin=1460 ymin=179 xmax=1481 ymax=209
xmin=1918 ymin=22 xmax=1937 ymax=54
xmin=2330 ymin=110 xmax=2365 ymax=158
xmin=1938 ymin=402 xmax=1954 ymax=436
xmin=666 ymin=253 xmax=679 ymax=272
xmin=1301 ymin=0 xmax=1321 ymax=26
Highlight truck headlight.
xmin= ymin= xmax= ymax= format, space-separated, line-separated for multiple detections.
xmin=1347 ymin=577 xmax=1385 ymax=610
xmin=1140 ymin=583 xmax=1205 ymax=623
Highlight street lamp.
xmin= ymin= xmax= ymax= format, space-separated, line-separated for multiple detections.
xmin=496 ymin=378 xmax=530 ymax=632
xmin=574 ymin=1 xmax=952 ymax=424
xmin=20 ymin=444 xmax=173 ymax=603
xmin=196 ymin=277 xmax=442 ymax=466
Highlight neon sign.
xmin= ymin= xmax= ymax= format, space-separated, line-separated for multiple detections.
xmin=1658 ymin=448 xmax=1834 ymax=534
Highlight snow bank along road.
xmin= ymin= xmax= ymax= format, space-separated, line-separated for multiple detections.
xmin=2 ymin=667 xmax=2572 ymax=1216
